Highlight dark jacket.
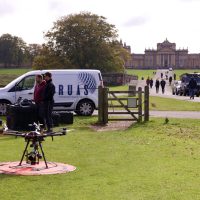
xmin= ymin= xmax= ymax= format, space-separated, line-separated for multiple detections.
xmin=160 ymin=80 xmax=166 ymax=88
xmin=188 ymin=78 xmax=197 ymax=89
xmin=155 ymin=80 xmax=160 ymax=88
xmin=34 ymin=80 xmax=46 ymax=104
xmin=44 ymin=79 xmax=55 ymax=102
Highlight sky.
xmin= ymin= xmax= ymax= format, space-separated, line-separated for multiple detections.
xmin=0 ymin=0 xmax=200 ymax=53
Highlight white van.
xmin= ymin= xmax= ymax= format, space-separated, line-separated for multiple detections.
xmin=0 ymin=69 xmax=103 ymax=116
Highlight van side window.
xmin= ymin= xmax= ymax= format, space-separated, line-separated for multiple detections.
xmin=18 ymin=76 xmax=35 ymax=91
xmin=9 ymin=75 xmax=35 ymax=92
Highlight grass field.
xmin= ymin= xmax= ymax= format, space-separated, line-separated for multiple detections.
xmin=0 ymin=68 xmax=30 ymax=86
xmin=1 ymin=117 xmax=200 ymax=199
xmin=150 ymin=96 xmax=200 ymax=111
xmin=126 ymin=69 xmax=155 ymax=79
xmin=126 ymin=69 xmax=200 ymax=80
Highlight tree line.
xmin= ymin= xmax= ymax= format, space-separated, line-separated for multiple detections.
xmin=0 ymin=12 xmax=130 ymax=72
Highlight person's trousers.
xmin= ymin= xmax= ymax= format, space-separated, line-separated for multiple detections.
xmin=189 ymin=89 xmax=195 ymax=98
xmin=36 ymin=103 xmax=45 ymax=128
xmin=44 ymin=101 xmax=54 ymax=131
xmin=161 ymin=87 xmax=165 ymax=94
xmin=156 ymin=87 xmax=159 ymax=93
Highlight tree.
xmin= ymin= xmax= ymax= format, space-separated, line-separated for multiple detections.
xmin=44 ymin=12 xmax=129 ymax=72
xmin=0 ymin=33 xmax=30 ymax=67
xmin=32 ymin=45 xmax=73 ymax=70
xmin=27 ymin=44 xmax=42 ymax=65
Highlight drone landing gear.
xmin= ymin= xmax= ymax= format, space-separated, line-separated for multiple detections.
xmin=19 ymin=139 xmax=48 ymax=169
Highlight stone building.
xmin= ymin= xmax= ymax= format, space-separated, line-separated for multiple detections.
xmin=125 ymin=39 xmax=200 ymax=69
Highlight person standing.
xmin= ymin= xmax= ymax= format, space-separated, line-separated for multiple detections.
xmin=160 ymin=79 xmax=166 ymax=94
xmin=146 ymin=77 xmax=150 ymax=86
xmin=161 ymin=73 xmax=163 ymax=79
xmin=188 ymin=77 xmax=197 ymax=99
xmin=34 ymin=75 xmax=46 ymax=129
xmin=155 ymin=79 xmax=160 ymax=93
xmin=174 ymin=73 xmax=176 ymax=80
xmin=149 ymin=78 xmax=153 ymax=88
xmin=169 ymin=76 xmax=173 ymax=86
xmin=43 ymin=72 xmax=55 ymax=132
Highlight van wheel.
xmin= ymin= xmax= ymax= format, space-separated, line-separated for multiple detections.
xmin=76 ymin=100 xmax=94 ymax=116
xmin=0 ymin=100 xmax=10 ymax=115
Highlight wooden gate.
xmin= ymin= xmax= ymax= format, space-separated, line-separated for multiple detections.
xmin=98 ymin=86 xmax=149 ymax=124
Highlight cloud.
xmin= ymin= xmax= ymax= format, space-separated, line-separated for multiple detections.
xmin=48 ymin=0 xmax=71 ymax=15
xmin=123 ymin=16 xmax=149 ymax=27
xmin=179 ymin=0 xmax=200 ymax=2
xmin=0 ymin=0 xmax=15 ymax=16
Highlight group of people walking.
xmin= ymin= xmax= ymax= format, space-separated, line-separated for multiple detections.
xmin=33 ymin=72 xmax=55 ymax=133
xmin=146 ymin=71 xmax=176 ymax=94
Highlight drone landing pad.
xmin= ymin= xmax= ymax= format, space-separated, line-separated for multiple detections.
xmin=0 ymin=161 xmax=76 ymax=176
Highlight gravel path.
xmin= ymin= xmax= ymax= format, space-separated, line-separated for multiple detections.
xmin=136 ymin=69 xmax=200 ymax=102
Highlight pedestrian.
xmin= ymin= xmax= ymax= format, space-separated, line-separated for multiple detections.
xmin=149 ymin=78 xmax=153 ymax=88
xmin=166 ymin=75 xmax=168 ymax=80
xmin=43 ymin=72 xmax=55 ymax=133
xmin=160 ymin=79 xmax=166 ymax=94
xmin=169 ymin=76 xmax=173 ymax=85
xmin=188 ymin=77 xmax=197 ymax=99
xmin=34 ymin=75 xmax=46 ymax=129
xmin=155 ymin=79 xmax=160 ymax=93
xmin=161 ymin=73 xmax=163 ymax=79
xmin=146 ymin=77 xmax=150 ymax=86
xmin=174 ymin=73 xmax=176 ymax=80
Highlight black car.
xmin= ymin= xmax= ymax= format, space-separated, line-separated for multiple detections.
xmin=179 ymin=73 xmax=200 ymax=96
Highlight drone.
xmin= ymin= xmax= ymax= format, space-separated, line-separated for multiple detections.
xmin=3 ymin=123 xmax=67 ymax=169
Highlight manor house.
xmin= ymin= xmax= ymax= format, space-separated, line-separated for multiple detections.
xmin=125 ymin=39 xmax=200 ymax=69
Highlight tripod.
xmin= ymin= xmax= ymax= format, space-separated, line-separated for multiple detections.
xmin=19 ymin=138 xmax=48 ymax=169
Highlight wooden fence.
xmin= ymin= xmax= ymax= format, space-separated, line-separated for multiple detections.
xmin=98 ymin=86 xmax=149 ymax=124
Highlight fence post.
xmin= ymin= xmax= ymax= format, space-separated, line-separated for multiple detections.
xmin=98 ymin=86 xmax=108 ymax=125
xmin=103 ymin=87 xmax=108 ymax=124
xmin=138 ymin=87 xmax=142 ymax=122
xmin=98 ymin=86 xmax=103 ymax=124
xmin=144 ymin=86 xmax=149 ymax=122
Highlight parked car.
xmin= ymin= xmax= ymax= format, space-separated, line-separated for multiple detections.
xmin=169 ymin=67 xmax=173 ymax=71
xmin=172 ymin=81 xmax=181 ymax=95
xmin=0 ymin=69 xmax=103 ymax=116
xmin=179 ymin=73 xmax=200 ymax=96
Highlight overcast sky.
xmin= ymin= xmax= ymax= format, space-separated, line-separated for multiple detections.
xmin=0 ymin=0 xmax=200 ymax=53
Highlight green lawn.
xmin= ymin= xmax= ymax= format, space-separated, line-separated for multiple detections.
xmin=126 ymin=69 xmax=155 ymax=79
xmin=1 ymin=117 xmax=200 ymax=199
xmin=126 ymin=69 xmax=200 ymax=81
xmin=150 ymin=96 xmax=200 ymax=111
xmin=0 ymin=68 xmax=31 ymax=87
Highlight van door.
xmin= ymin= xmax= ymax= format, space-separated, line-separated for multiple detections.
xmin=10 ymin=75 xmax=36 ymax=102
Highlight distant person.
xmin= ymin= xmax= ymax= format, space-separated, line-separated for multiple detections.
xmin=141 ymin=77 xmax=144 ymax=80
xmin=161 ymin=73 xmax=163 ymax=79
xmin=160 ymin=79 xmax=166 ymax=94
xmin=169 ymin=76 xmax=173 ymax=85
xmin=165 ymin=75 xmax=168 ymax=80
xmin=150 ymin=78 xmax=153 ymax=88
xmin=155 ymin=79 xmax=160 ymax=93
xmin=188 ymin=77 xmax=197 ymax=99
xmin=146 ymin=77 xmax=150 ymax=86
xmin=174 ymin=73 xmax=176 ymax=80
xmin=43 ymin=72 xmax=55 ymax=133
